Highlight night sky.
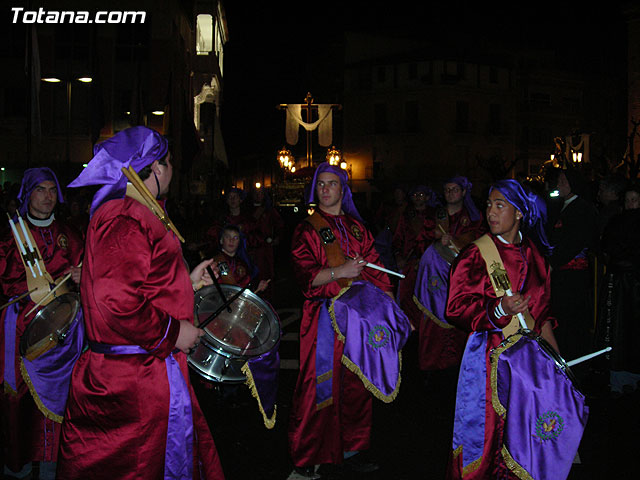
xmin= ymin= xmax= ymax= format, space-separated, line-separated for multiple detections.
xmin=220 ymin=1 xmax=629 ymax=162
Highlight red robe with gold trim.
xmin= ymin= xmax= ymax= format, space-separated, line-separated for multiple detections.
xmin=57 ymin=198 xmax=224 ymax=480
xmin=0 ymin=218 xmax=83 ymax=471
xmin=445 ymin=234 xmax=555 ymax=479
xmin=289 ymin=210 xmax=392 ymax=468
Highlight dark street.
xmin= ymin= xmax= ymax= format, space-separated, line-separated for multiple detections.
xmin=192 ymin=237 xmax=639 ymax=480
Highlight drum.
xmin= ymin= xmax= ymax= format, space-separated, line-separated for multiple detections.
xmin=188 ymin=284 xmax=280 ymax=383
xmin=20 ymin=293 xmax=81 ymax=362
xmin=491 ymin=330 xmax=588 ymax=480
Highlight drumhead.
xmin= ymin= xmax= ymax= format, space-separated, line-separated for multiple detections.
xmin=20 ymin=293 xmax=80 ymax=356
xmin=194 ymin=284 xmax=280 ymax=357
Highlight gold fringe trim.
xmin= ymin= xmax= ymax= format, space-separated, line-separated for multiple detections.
xmin=451 ymin=445 xmax=483 ymax=478
xmin=501 ymin=445 xmax=534 ymax=480
xmin=328 ymin=285 xmax=351 ymax=342
xmin=19 ymin=358 xmax=63 ymax=423
xmin=316 ymin=397 xmax=333 ymax=410
xmin=340 ymin=351 xmax=402 ymax=404
xmin=317 ymin=370 xmax=332 ymax=384
xmin=413 ymin=295 xmax=455 ymax=329
xmin=241 ymin=363 xmax=276 ymax=429
xmin=4 ymin=382 xmax=17 ymax=396
xmin=490 ymin=334 xmax=521 ymax=417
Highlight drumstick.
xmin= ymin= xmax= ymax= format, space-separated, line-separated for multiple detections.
xmin=206 ymin=265 xmax=232 ymax=313
xmin=199 ymin=287 xmax=247 ymax=330
xmin=504 ymin=288 xmax=529 ymax=331
xmin=346 ymin=256 xmax=405 ymax=279
xmin=0 ymin=287 xmax=37 ymax=311
xmin=24 ymin=272 xmax=73 ymax=317
xmin=437 ymin=224 xmax=460 ymax=254
xmin=566 ymin=346 xmax=612 ymax=367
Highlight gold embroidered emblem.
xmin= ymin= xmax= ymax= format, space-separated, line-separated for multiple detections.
xmin=461 ymin=216 xmax=469 ymax=226
xmin=350 ymin=224 xmax=362 ymax=240
xmin=237 ymin=265 xmax=246 ymax=277
xmin=57 ymin=234 xmax=68 ymax=250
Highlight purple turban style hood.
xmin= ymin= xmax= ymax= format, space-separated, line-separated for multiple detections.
xmin=308 ymin=162 xmax=363 ymax=223
xmin=68 ymin=126 xmax=168 ymax=215
xmin=490 ymin=179 xmax=553 ymax=254
xmin=17 ymin=167 xmax=65 ymax=217
xmin=409 ymin=185 xmax=440 ymax=208
xmin=445 ymin=176 xmax=482 ymax=222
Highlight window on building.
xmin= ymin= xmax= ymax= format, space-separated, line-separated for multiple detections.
xmin=457 ymin=62 xmax=466 ymax=80
xmin=530 ymin=92 xmax=550 ymax=106
xmin=490 ymin=66 xmax=498 ymax=84
xmin=456 ymin=101 xmax=469 ymax=132
xmin=405 ymin=101 xmax=419 ymax=133
xmin=357 ymin=66 xmax=372 ymax=91
xmin=196 ymin=14 xmax=213 ymax=55
xmin=373 ymin=103 xmax=388 ymax=134
xmin=377 ymin=66 xmax=386 ymax=83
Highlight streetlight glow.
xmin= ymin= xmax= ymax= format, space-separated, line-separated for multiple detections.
xmin=42 ymin=77 xmax=62 ymax=83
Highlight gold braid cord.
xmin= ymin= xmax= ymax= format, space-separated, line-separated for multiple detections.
xmin=121 ymin=166 xmax=185 ymax=243
xmin=19 ymin=358 xmax=63 ymax=423
xmin=241 ymin=363 xmax=276 ymax=429
xmin=413 ymin=294 xmax=455 ymax=329
xmin=501 ymin=445 xmax=534 ymax=480
xmin=328 ymin=285 xmax=403 ymax=404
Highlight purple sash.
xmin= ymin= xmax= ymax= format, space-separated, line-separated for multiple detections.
xmin=89 ymin=339 xmax=194 ymax=480
xmin=414 ymin=243 xmax=452 ymax=324
xmin=3 ymin=301 xmax=19 ymax=392
xmin=452 ymin=331 xmax=488 ymax=471
xmin=330 ymin=280 xmax=411 ymax=401
xmin=21 ymin=309 xmax=86 ymax=421
xmin=315 ymin=300 xmax=335 ymax=408
xmin=492 ymin=334 xmax=588 ymax=479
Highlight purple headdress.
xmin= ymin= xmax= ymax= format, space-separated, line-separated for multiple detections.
xmin=308 ymin=162 xmax=363 ymax=223
xmin=445 ymin=176 xmax=481 ymax=222
xmin=67 ymin=126 xmax=168 ymax=215
xmin=490 ymin=179 xmax=553 ymax=254
xmin=17 ymin=167 xmax=65 ymax=217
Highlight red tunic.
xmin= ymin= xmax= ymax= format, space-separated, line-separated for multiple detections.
xmin=416 ymin=207 xmax=485 ymax=371
xmin=445 ymin=234 xmax=555 ymax=479
xmin=0 ymin=217 xmax=83 ymax=470
xmin=212 ymin=251 xmax=251 ymax=289
xmin=250 ymin=205 xmax=284 ymax=298
xmin=57 ymin=198 xmax=224 ymax=480
xmin=289 ymin=210 xmax=393 ymax=468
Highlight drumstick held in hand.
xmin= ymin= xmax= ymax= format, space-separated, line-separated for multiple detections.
xmin=25 ymin=272 xmax=73 ymax=317
xmin=346 ymin=256 xmax=405 ymax=279
xmin=566 ymin=346 xmax=612 ymax=367
xmin=504 ymin=288 xmax=529 ymax=331
xmin=0 ymin=287 xmax=37 ymax=311
xmin=437 ymin=224 xmax=460 ymax=254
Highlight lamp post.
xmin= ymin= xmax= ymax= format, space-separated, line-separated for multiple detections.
xmin=42 ymin=76 xmax=92 ymax=170
xmin=326 ymin=145 xmax=342 ymax=166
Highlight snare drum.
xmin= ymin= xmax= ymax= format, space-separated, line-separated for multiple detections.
xmin=20 ymin=293 xmax=81 ymax=362
xmin=188 ymin=284 xmax=280 ymax=383
xmin=491 ymin=330 xmax=588 ymax=480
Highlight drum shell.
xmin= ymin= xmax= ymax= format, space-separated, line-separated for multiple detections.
xmin=187 ymin=336 xmax=247 ymax=383
xmin=20 ymin=293 xmax=81 ymax=361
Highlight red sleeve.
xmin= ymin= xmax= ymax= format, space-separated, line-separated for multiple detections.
xmin=445 ymin=244 xmax=512 ymax=332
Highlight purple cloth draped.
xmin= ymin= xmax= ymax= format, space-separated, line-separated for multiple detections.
xmin=3 ymin=300 xmax=19 ymax=391
xmin=21 ymin=310 xmax=86 ymax=419
xmin=414 ymin=243 xmax=451 ymax=322
xmin=88 ymin=342 xmax=194 ymax=480
xmin=315 ymin=300 xmax=335 ymax=407
xmin=246 ymin=342 xmax=280 ymax=422
xmin=330 ymin=280 xmax=411 ymax=400
xmin=452 ymin=331 xmax=488 ymax=470
xmin=68 ymin=126 xmax=168 ymax=215
xmin=493 ymin=334 xmax=588 ymax=479
xmin=17 ymin=167 xmax=65 ymax=217
xmin=308 ymin=162 xmax=363 ymax=223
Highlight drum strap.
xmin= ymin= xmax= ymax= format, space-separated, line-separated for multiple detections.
xmin=435 ymin=207 xmax=450 ymax=234
xmin=9 ymin=218 xmax=55 ymax=306
xmin=472 ymin=234 xmax=535 ymax=337
xmin=305 ymin=212 xmax=354 ymax=288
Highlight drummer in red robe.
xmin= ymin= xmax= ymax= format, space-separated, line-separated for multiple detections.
xmin=414 ymin=176 xmax=485 ymax=381
xmin=289 ymin=162 xmax=394 ymax=478
xmin=0 ymin=168 xmax=83 ymax=479
xmin=57 ymin=126 xmax=225 ymax=479
xmin=445 ymin=179 xmax=558 ymax=479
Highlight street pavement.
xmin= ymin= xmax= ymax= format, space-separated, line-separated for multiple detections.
xmin=192 ymin=232 xmax=639 ymax=480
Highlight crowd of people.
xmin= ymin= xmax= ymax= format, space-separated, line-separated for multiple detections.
xmin=0 ymin=124 xmax=638 ymax=480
